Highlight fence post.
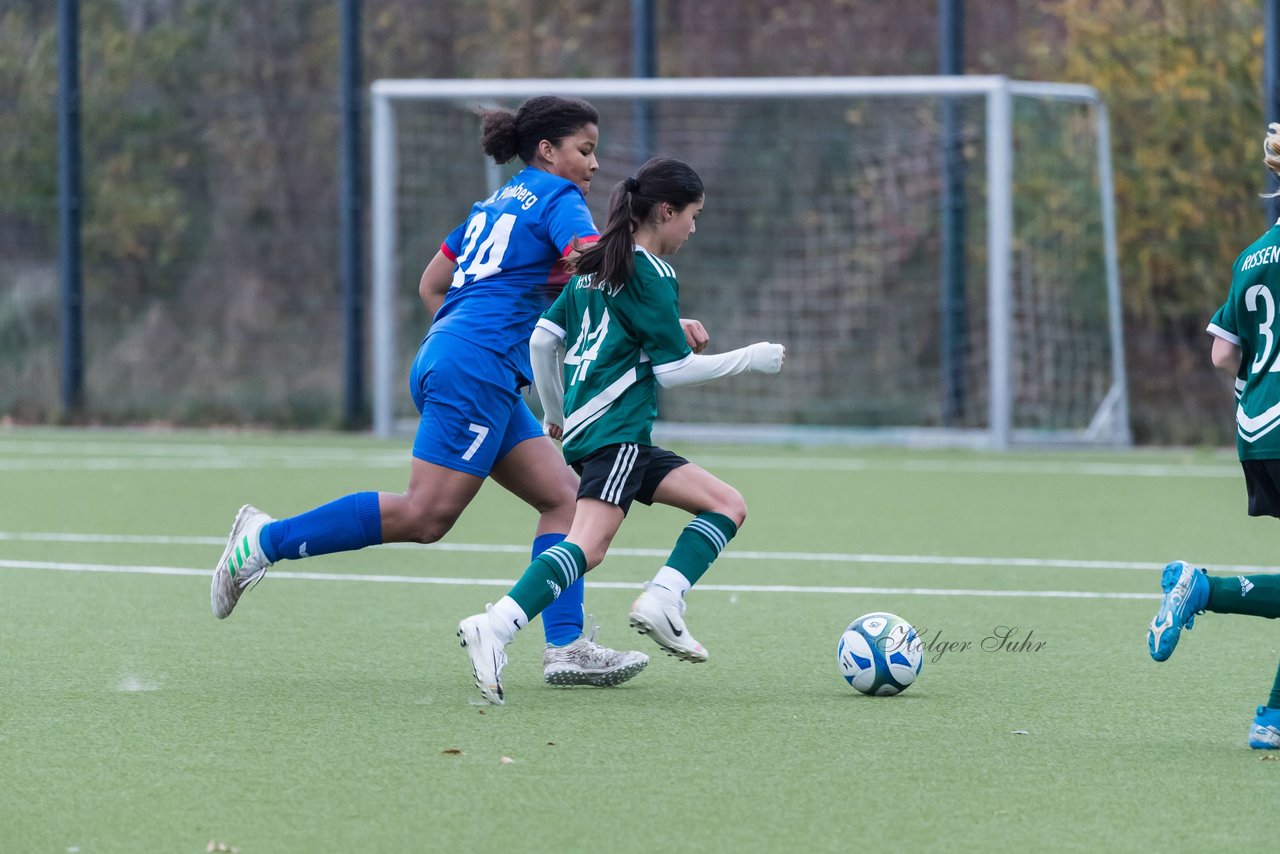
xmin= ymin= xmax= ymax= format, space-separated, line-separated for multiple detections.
xmin=340 ymin=0 xmax=365 ymax=427
xmin=58 ymin=0 xmax=83 ymax=419
xmin=939 ymin=0 xmax=966 ymax=426
xmin=632 ymin=0 xmax=656 ymax=165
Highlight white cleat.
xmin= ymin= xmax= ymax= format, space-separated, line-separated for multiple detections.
xmin=543 ymin=615 xmax=649 ymax=687
xmin=628 ymin=582 xmax=708 ymax=663
xmin=211 ymin=504 xmax=273 ymax=619
xmin=458 ymin=606 xmax=508 ymax=705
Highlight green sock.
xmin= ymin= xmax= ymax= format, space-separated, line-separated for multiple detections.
xmin=1269 ymin=660 xmax=1280 ymax=709
xmin=1206 ymin=573 xmax=1280 ymax=619
xmin=661 ymin=512 xmax=738 ymax=587
xmin=506 ymin=542 xmax=586 ymax=620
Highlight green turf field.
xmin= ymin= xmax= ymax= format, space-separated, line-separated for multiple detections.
xmin=4 ymin=427 xmax=1280 ymax=852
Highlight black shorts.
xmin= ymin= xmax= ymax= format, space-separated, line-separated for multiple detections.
xmin=571 ymin=444 xmax=690 ymax=514
xmin=1241 ymin=459 xmax=1280 ymax=517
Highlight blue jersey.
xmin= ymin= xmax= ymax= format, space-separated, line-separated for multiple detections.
xmin=430 ymin=166 xmax=599 ymax=384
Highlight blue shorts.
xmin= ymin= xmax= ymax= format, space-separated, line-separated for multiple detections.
xmin=409 ymin=332 xmax=544 ymax=477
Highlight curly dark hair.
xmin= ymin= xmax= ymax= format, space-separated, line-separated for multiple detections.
xmin=477 ymin=95 xmax=599 ymax=165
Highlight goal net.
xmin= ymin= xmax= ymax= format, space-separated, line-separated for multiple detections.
xmin=370 ymin=77 xmax=1128 ymax=448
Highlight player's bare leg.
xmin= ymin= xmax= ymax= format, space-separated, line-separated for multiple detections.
xmin=629 ymin=463 xmax=747 ymax=662
xmin=492 ymin=440 xmax=648 ymax=687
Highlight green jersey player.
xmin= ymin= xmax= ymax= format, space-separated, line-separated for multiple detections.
xmin=458 ymin=157 xmax=785 ymax=704
xmin=1148 ymin=123 xmax=1280 ymax=749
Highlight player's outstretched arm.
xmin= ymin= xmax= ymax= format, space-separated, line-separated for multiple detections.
xmin=654 ymin=342 xmax=785 ymax=389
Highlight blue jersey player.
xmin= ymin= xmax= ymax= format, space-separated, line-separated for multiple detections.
xmin=210 ymin=96 xmax=693 ymax=689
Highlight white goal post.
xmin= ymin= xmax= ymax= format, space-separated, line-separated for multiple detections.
xmin=370 ymin=76 xmax=1128 ymax=448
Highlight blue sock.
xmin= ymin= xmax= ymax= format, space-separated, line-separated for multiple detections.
xmin=259 ymin=492 xmax=383 ymax=563
xmin=533 ymin=532 xmax=584 ymax=646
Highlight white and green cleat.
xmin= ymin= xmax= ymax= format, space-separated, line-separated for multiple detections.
xmin=211 ymin=504 xmax=273 ymax=619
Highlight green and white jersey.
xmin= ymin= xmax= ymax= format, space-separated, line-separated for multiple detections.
xmin=1209 ymin=223 xmax=1280 ymax=459
xmin=537 ymin=247 xmax=693 ymax=463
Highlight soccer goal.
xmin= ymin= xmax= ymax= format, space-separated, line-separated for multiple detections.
xmin=369 ymin=76 xmax=1128 ymax=448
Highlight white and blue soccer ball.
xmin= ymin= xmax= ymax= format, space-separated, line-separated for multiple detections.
xmin=837 ymin=612 xmax=923 ymax=696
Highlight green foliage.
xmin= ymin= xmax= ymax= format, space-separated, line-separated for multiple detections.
xmin=0 ymin=2 xmax=209 ymax=297
xmin=1027 ymin=0 xmax=1263 ymax=327
xmin=78 ymin=3 xmax=204 ymax=299
xmin=0 ymin=5 xmax=58 ymax=231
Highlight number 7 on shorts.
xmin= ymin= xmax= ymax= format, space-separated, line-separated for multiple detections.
xmin=462 ymin=423 xmax=490 ymax=462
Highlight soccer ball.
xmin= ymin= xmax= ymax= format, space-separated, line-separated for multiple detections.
xmin=837 ymin=612 xmax=923 ymax=696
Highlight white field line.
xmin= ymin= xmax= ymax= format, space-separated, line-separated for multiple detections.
xmin=0 ymin=530 xmax=1218 ymax=572
xmin=0 ymin=456 xmax=408 ymax=471
xmin=0 ymin=439 xmax=401 ymax=458
xmin=0 ymin=438 xmax=1239 ymax=478
xmin=0 ymin=558 xmax=1158 ymax=601
xmin=700 ymin=456 xmax=1239 ymax=479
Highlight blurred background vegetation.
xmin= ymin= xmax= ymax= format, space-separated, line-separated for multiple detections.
xmin=0 ymin=0 xmax=1266 ymax=443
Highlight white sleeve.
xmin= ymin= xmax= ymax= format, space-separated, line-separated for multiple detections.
xmin=654 ymin=342 xmax=785 ymax=389
xmin=1207 ymin=321 xmax=1240 ymax=346
xmin=530 ymin=320 xmax=567 ymax=428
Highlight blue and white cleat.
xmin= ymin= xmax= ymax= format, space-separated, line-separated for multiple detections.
xmin=1147 ymin=560 xmax=1209 ymax=662
xmin=1250 ymin=706 xmax=1280 ymax=750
